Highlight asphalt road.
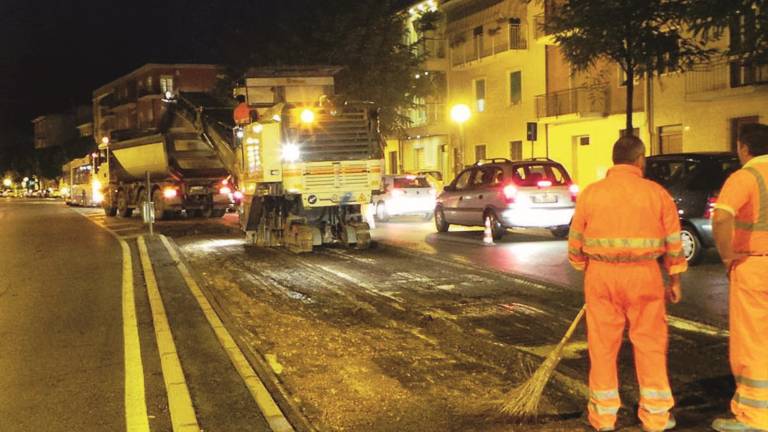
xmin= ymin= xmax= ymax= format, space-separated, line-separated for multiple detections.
xmin=0 ymin=198 xmax=125 ymax=431
xmin=371 ymin=217 xmax=730 ymax=329
xmin=0 ymin=199 xmax=277 ymax=431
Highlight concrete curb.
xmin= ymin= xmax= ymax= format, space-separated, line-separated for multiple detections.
xmin=160 ymin=235 xmax=319 ymax=432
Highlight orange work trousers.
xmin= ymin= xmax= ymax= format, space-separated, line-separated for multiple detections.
xmin=729 ymin=257 xmax=768 ymax=430
xmin=585 ymin=260 xmax=674 ymax=431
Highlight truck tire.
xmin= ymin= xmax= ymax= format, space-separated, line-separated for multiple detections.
xmin=103 ymin=202 xmax=117 ymax=217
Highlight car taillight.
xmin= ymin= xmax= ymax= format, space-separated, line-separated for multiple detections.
xmin=537 ymin=180 xmax=552 ymax=188
xmin=703 ymin=195 xmax=718 ymax=219
xmin=503 ymin=184 xmax=518 ymax=203
xmin=569 ymin=184 xmax=579 ymax=202
xmin=162 ymin=187 xmax=178 ymax=199
xmin=391 ymin=188 xmax=404 ymax=198
xmin=233 ymin=190 xmax=244 ymax=201
xmin=220 ymin=186 xmax=232 ymax=195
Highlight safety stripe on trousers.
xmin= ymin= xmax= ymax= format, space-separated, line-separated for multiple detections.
xmin=737 ymin=376 xmax=768 ymax=389
xmin=589 ymin=402 xmax=620 ymax=415
xmin=639 ymin=404 xmax=671 ymax=415
xmin=584 ymin=238 xmax=665 ymax=248
xmin=640 ymin=388 xmax=673 ymax=400
xmin=734 ymin=393 xmax=768 ymax=409
xmin=736 ymin=167 xmax=768 ymax=232
xmin=591 ymin=389 xmax=619 ymax=400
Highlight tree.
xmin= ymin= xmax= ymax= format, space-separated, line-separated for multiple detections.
xmin=544 ymin=0 xmax=713 ymax=132
xmin=687 ymin=0 xmax=767 ymax=64
xmin=214 ymin=0 xmax=432 ymax=135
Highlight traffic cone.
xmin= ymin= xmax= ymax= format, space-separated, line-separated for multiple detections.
xmin=483 ymin=217 xmax=494 ymax=245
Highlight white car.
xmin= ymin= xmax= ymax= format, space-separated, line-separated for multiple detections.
xmin=373 ymin=175 xmax=436 ymax=221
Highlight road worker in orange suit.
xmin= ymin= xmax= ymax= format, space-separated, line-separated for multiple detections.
xmin=233 ymin=94 xmax=252 ymax=125
xmin=569 ymin=135 xmax=687 ymax=432
xmin=712 ymin=123 xmax=768 ymax=432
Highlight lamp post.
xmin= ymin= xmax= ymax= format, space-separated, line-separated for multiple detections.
xmin=450 ymin=104 xmax=471 ymax=176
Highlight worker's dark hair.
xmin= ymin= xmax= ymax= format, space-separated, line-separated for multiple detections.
xmin=612 ymin=135 xmax=646 ymax=165
xmin=235 ymin=94 xmax=246 ymax=103
xmin=739 ymin=123 xmax=768 ymax=156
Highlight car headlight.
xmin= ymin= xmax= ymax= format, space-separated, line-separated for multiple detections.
xmin=281 ymin=143 xmax=301 ymax=162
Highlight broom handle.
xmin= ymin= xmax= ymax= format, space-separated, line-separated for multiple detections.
xmin=557 ymin=304 xmax=587 ymax=346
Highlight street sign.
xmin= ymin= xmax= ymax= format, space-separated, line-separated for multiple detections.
xmin=527 ymin=122 xmax=538 ymax=141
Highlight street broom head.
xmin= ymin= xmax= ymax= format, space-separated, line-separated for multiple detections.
xmin=498 ymin=305 xmax=586 ymax=419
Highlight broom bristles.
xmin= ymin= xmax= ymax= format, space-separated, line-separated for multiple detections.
xmin=498 ymin=339 xmax=568 ymax=418
xmin=498 ymin=305 xmax=587 ymax=419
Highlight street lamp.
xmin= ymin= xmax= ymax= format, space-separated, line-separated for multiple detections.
xmin=3 ymin=178 xmax=11 ymax=188
xmin=450 ymin=104 xmax=471 ymax=174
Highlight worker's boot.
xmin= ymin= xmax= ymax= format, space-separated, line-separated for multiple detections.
xmin=712 ymin=418 xmax=767 ymax=431
xmin=642 ymin=414 xmax=676 ymax=432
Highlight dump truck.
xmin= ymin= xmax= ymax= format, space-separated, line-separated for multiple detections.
xmin=170 ymin=66 xmax=385 ymax=251
xmin=98 ymin=110 xmax=235 ymax=219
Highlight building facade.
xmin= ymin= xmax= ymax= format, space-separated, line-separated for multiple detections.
xmin=392 ymin=0 xmax=767 ymax=188
xmin=92 ymin=64 xmax=220 ymax=144
xmin=32 ymin=114 xmax=77 ymax=150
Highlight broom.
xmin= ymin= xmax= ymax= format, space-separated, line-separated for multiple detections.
xmin=498 ymin=304 xmax=587 ymax=419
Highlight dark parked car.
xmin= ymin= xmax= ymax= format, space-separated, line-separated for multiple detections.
xmin=645 ymin=152 xmax=740 ymax=265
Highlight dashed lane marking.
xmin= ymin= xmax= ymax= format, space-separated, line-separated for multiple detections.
xmin=72 ymin=207 xmax=150 ymax=432
xmin=137 ymin=236 xmax=200 ymax=432
xmin=159 ymin=234 xmax=295 ymax=432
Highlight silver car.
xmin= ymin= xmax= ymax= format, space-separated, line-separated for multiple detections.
xmin=435 ymin=158 xmax=577 ymax=240
xmin=373 ymin=175 xmax=436 ymax=221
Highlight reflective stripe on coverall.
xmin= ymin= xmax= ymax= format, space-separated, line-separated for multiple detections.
xmin=569 ymin=164 xmax=687 ymax=431
xmin=714 ymin=154 xmax=768 ymax=430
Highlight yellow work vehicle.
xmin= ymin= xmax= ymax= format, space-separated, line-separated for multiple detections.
xmin=173 ymin=67 xmax=385 ymax=252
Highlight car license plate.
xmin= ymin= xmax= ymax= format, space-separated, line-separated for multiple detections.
xmin=532 ymin=194 xmax=557 ymax=204
xmin=189 ymin=186 xmax=205 ymax=194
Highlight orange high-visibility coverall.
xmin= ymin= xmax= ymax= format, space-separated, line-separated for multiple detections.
xmin=569 ymin=164 xmax=688 ymax=431
xmin=714 ymin=154 xmax=768 ymax=430
xmin=233 ymin=102 xmax=251 ymax=125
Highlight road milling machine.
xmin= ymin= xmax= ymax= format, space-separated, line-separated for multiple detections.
xmin=171 ymin=66 xmax=385 ymax=252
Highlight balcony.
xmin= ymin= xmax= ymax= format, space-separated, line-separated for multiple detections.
xmin=450 ymin=31 xmax=528 ymax=67
xmin=535 ymin=87 xmax=608 ymax=119
xmin=685 ymin=61 xmax=768 ymax=100
xmin=416 ymin=37 xmax=447 ymax=59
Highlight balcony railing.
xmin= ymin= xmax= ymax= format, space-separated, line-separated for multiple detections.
xmin=535 ymin=87 xmax=608 ymax=118
xmin=686 ymin=61 xmax=768 ymax=95
xmin=450 ymin=30 xmax=528 ymax=67
xmin=416 ymin=38 xmax=447 ymax=59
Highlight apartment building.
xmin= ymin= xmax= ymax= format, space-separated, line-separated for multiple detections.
xmin=92 ymin=64 xmax=220 ymax=144
xmin=32 ymin=114 xmax=77 ymax=150
xmin=394 ymin=0 xmax=767 ymax=188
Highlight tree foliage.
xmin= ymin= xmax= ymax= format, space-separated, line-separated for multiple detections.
xmin=687 ymin=0 xmax=767 ymax=64
xmin=545 ymin=0 xmax=714 ymax=131
xmin=215 ymin=0 xmax=431 ymax=135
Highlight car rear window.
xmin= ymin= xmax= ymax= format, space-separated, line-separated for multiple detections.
xmin=393 ymin=177 xmax=431 ymax=188
xmin=510 ymin=164 xmax=570 ymax=186
xmin=646 ymin=157 xmax=740 ymax=190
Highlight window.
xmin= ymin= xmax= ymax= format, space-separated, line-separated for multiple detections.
xmin=454 ymin=169 xmax=473 ymax=190
xmin=471 ymin=168 xmax=486 ymax=187
xmin=658 ymin=125 xmax=683 ymax=154
xmin=577 ymin=136 xmax=590 ymax=146
xmin=511 ymin=164 xmax=571 ymax=186
xmin=473 ymin=26 xmax=484 ymax=59
xmin=509 ymin=18 xmax=525 ymax=50
xmin=510 ymin=141 xmax=523 ymax=160
xmin=475 ymin=79 xmax=486 ymax=112
xmin=510 ymin=71 xmax=522 ymax=105
xmin=160 ymin=75 xmax=174 ymax=94
xmin=393 ymin=177 xmax=431 ymax=188
xmin=146 ymin=76 xmax=153 ymax=90
xmin=480 ymin=166 xmax=505 ymax=186
xmin=730 ymin=62 xmax=768 ymax=87
xmin=475 ymin=144 xmax=486 ymax=162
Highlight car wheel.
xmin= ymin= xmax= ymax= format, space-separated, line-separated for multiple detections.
xmin=484 ymin=210 xmax=505 ymax=241
xmin=375 ymin=202 xmax=389 ymax=222
xmin=550 ymin=226 xmax=570 ymax=239
xmin=681 ymin=227 xmax=704 ymax=266
xmin=435 ymin=207 xmax=449 ymax=232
